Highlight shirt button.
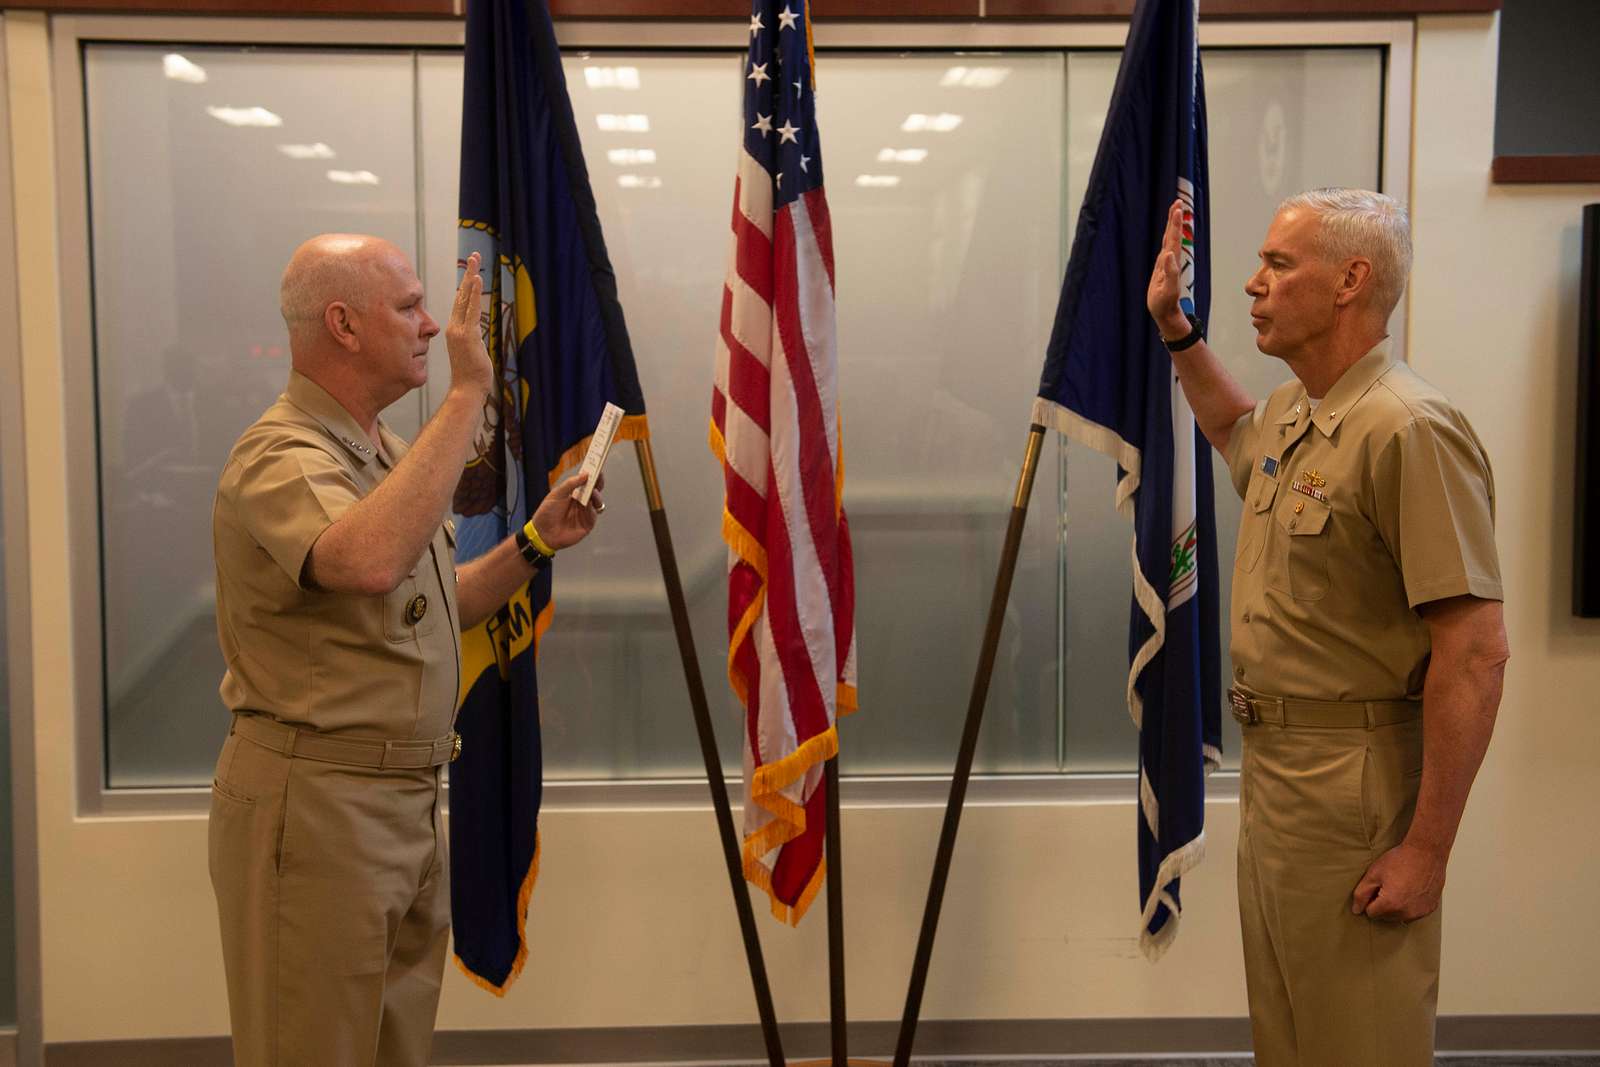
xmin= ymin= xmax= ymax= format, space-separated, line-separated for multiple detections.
xmin=1287 ymin=518 xmax=1298 ymax=530
xmin=1242 ymin=612 xmax=1251 ymax=623
xmin=1235 ymin=665 xmax=1246 ymax=679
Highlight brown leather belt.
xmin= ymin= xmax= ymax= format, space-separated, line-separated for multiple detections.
xmin=1228 ymin=687 xmax=1421 ymax=729
xmin=232 ymin=713 xmax=460 ymax=768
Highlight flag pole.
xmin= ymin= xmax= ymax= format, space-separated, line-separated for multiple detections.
xmin=634 ymin=437 xmax=785 ymax=1067
xmin=892 ymin=424 xmax=1047 ymax=1067
xmin=824 ymin=756 xmax=847 ymax=1066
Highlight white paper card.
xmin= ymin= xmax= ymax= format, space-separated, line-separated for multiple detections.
xmin=575 ymin=402 xmax=624 ymax=506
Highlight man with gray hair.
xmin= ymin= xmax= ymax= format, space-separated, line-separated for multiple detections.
xmin=1147 ymin=189 xmax=1508 ymax=1065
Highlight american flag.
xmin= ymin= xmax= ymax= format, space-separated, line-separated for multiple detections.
xmin=710 ymin=0 xmax=857 ymax=926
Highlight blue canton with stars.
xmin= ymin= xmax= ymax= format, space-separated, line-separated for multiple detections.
xmin=743 ymin=0 xmax=823 ymax=208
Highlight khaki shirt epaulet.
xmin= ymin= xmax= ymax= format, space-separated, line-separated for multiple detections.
xmin=212 ymin=371 xmax=461 ymax=738
xmin=1221 ymin=341 xmax=1501 ymax=701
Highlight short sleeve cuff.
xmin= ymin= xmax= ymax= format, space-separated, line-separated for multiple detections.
xmin=231 ymin=443 xmax=361 ymax=588
xmin=278 ymin=513 xmax=336 ymax=592
xmin=1224 ymin=405 xmax=1262 ymax=500
xmin=1407 ymin=572 xmax=1505 ymax=609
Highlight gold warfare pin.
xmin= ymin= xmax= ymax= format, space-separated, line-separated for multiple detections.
xmin=405 ymin=594 xmax=428 ymax=626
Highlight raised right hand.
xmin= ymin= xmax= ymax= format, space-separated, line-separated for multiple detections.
xmin=1146 ymin=200 xmax=1192 ymax=341
xmin=445 ymin=251 xmax=494 ymax=399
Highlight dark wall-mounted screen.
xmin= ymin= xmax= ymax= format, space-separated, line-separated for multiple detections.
xmin=1495 ymin=0 xmax=1600 ymax=158
xmin=1577 ymin=204 xmax=1600 ymax=618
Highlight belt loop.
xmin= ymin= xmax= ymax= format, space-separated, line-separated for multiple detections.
xmin=282 ymin=725 xmax=297 ymax=758
xmin=380 ymin=740 xmax=394 ymax=771
xmin=1273 ymin=696 xmax=1286 ymax=729
xmin=1364 ymin=702 xmax=1377 ymax=730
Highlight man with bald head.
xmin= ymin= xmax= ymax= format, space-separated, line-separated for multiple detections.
xmin=1147 ymin=190 xmax=1508 ymax=1065
xmin=209 ymin=235 xmax=601 ymax=1065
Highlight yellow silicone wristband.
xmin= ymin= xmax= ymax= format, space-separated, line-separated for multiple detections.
xmin=522 ymin=518 xmax=556 ymax=558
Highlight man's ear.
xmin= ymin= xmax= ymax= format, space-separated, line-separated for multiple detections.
xmin=324 ymin=301 xmax=360 ymax=353
xmin=1334 ymin=257 xmax=1373 ymax=308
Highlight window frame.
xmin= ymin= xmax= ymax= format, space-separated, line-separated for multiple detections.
xmin=48 ymin=13 xmax=1414 ymax=816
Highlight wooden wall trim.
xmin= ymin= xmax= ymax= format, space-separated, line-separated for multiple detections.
xmin=3 ymin=0 xmax=455 ymax=15
xmin=985 ymin=0 xmax=1497 ymax=16
xmin=0 ymin=0 xmax=1500 ymax=20
xmin=543 ymin=0 xmax=983 ymax=18
xmin=1492 ymin=155 xmax=1600 ymax=185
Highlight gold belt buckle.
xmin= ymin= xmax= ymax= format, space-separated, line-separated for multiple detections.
xmin=1228 ymin=687 xmax=1257 ymax=726
xmin=450 ymin=734 xmax=463 ymax=762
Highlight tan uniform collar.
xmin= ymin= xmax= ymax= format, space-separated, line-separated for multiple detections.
xmin=284 ymin=370 xmax=386 ymax=468
xmin=1274 ymin=339 xmax=1395 ymax=439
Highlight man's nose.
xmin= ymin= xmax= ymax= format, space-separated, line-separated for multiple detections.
xmin=421 ymin=311 xmax=440 ymax=337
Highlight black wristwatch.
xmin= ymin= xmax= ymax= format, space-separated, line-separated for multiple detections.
xmin=513 ymin=525 xmax=553 ymax=572
xmin=1162 ymin=313 xmax=1205 ymax=352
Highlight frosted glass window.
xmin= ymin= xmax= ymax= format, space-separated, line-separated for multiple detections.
xmin=86 ymin=47 xmax=423 ymax=786
xmin=1059 ymin=49 xmax=1383 ymax=770
xmin=87 ymin=43 xmax=1384 ymax=787
xmin=420 ymin=51 xmax=1067 ymax=778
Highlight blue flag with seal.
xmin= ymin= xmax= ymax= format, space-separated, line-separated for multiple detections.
xmin=452 ymin=0 xmax=648 ymax=994
xmin=1030 ymin=0 xmax=1221 ymax=959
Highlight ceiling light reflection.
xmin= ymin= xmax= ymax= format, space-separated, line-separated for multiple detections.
xmin=596 ymin=114 xmax=650 ymax=133
xmin=854 ymin=174 xmax=901 ymax=188
xmin=278 ymin=143 xmax=336 ymax=160
xmin=163 ymin=53 xmax=208 ymax=84
xmin=327 ymin=170 xmax=380 ymax=185
xmin=585 ymin=66 xmax=641 ymax=90
xmin=206 ymin=105 xmax=283 ymax=128
xmin=940 ymin=66 xmax=1011 ymax=88
xmin=876 ymin=148 xmax=929 ymax=164
xmin=901 ymin=113 xmax=963 ymax=133
xmin=607 ymin=148 xmax=658 ymax=165
xmin=618 ymin=174 xmax=663 ymax=189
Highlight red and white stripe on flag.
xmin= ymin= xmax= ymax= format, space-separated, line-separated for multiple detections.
xmin=709 ymin=140 xmax=858 ymax=927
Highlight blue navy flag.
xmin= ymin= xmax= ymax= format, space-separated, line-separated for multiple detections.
xmin=452 ymin=0 xmax=648 ymax=994
xmin=1031 ymin=0 xmax=1221 ymax=959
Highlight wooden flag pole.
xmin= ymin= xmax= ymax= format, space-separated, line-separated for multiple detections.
xmin=825 ymin=756 xmax=847 ymax=1066
xmin=634 ymin=438 xmax=785 ymax=1067
xmin=794 ymin=764 xmax=880 ymax=1067
xmin=892 ymin=425 xmax=1047 ymax=1067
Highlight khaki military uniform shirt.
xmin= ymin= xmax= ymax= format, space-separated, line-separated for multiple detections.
xmin=1222 ymin=340 xmax=1502 ymax=701
xmin=213 ymin=371 xmax=461 ymax=739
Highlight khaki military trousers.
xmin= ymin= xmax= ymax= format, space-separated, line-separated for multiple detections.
xmin=1237 ymin=708 xmax=1441 ymax=1067
xmin=209 ymin=722 xmax=451 ymax=1067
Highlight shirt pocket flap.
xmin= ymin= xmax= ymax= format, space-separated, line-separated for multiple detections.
xmin=384 ymin=579 xmax=439 ymax=641
xmin=1277 ymin=497 xmax=1330 ymax=535
xmin=1250 ymin=473 xmax=1278 ymax=514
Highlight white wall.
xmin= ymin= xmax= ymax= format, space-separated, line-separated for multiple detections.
xmin=1405 ymin=12 xmax=1600 ymax=1009
xmin=3 ymin=9 xmax=1597 ymax=1046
